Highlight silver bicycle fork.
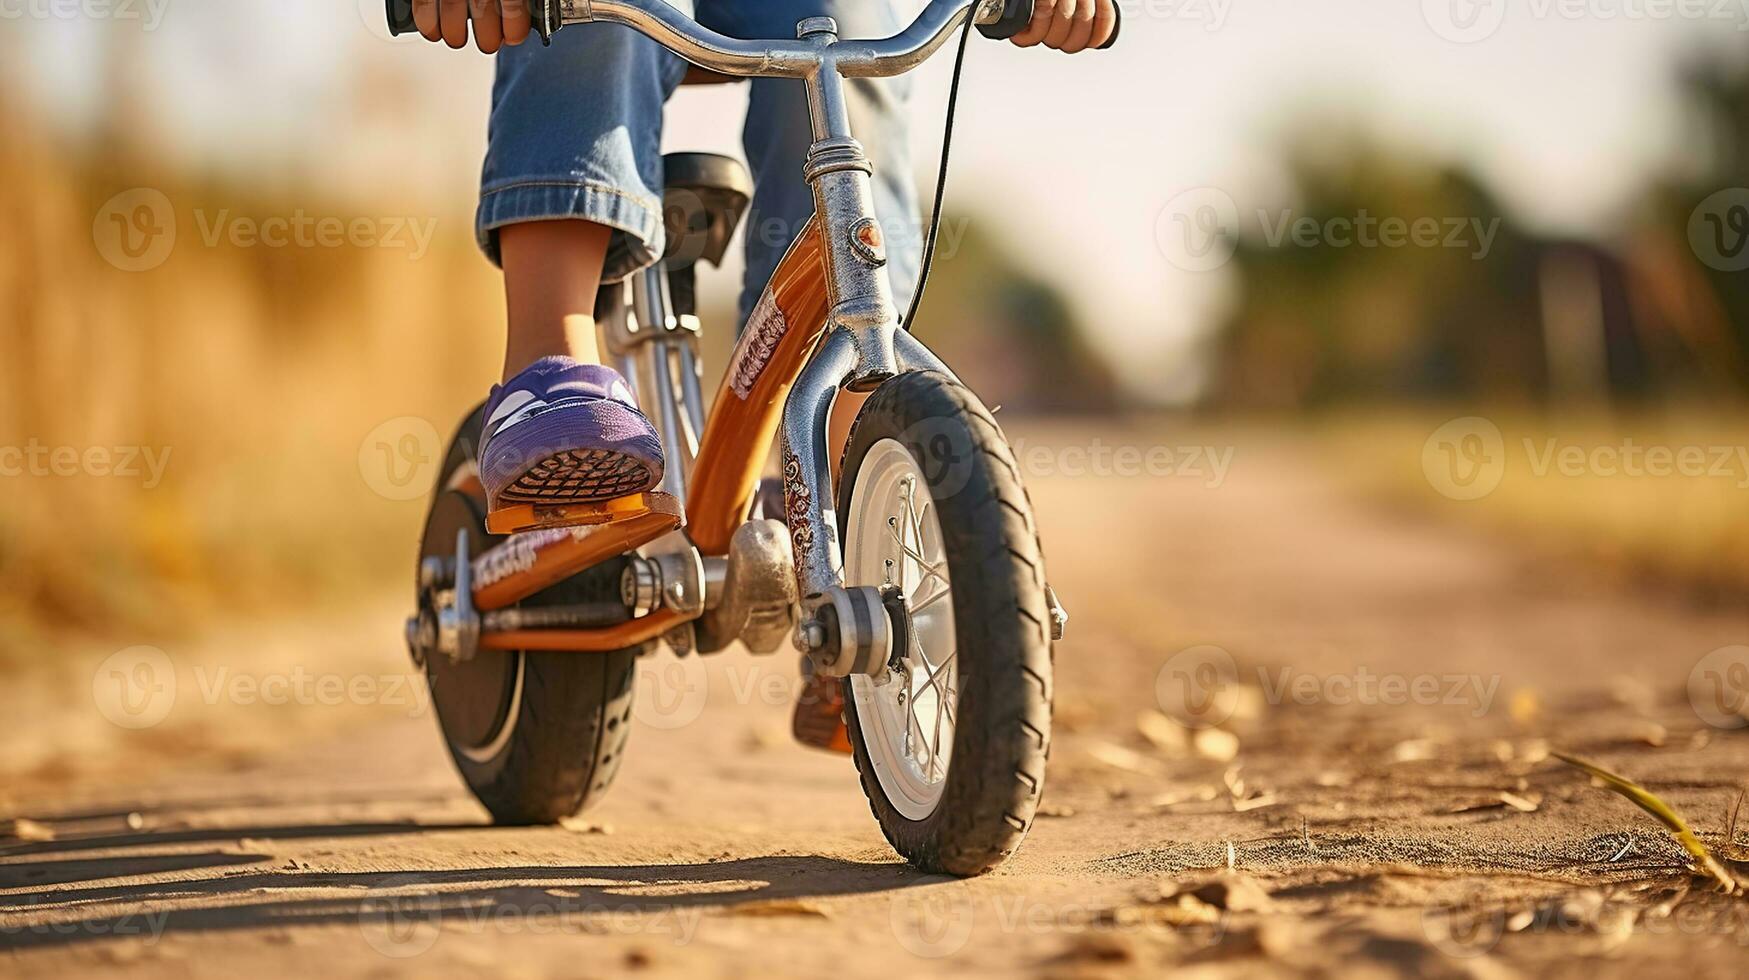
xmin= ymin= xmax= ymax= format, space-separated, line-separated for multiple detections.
xmin=775 ymin=17 xmax=964 ymax=679
xmin=600 ymin=11 xmax=995 ymax=678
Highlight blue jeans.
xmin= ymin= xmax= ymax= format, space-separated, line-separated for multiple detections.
xmin=478 ymin=0 xmax=920 ymax=326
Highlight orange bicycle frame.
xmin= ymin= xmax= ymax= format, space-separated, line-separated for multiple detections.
xmin=468 ymin=220 xmax=830 ymax=645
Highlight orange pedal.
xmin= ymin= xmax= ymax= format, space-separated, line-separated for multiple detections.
xmin=485 ymin=491 xmax=679 ymax=536
xmin=792 ymin=670 xmax=852 ymax=754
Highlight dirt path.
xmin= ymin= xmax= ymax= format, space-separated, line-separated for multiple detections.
xmin=4 ymin=424 xmax=1748 ymax=979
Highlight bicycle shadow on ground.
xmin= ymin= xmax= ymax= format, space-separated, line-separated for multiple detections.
xmin=0 ymin=852 xmax=923 ymax=951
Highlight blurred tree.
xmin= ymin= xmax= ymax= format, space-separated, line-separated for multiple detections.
xmin=1215 ymin=74 xmax=1749 ymax=412
xmin=907 ymin=215 xmax=1121 ymax=414
xmin=1215 ymin=131 xmax=1543 ymax=409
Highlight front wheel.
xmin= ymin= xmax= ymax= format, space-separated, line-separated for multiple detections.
xmin=837 ymin=371 xmax=1054 ymax=876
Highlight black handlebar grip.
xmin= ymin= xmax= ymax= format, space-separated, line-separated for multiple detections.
xmin=976 ymin=0 xmax=1034 ymax=40
xmin=386 ymin=0 xmax=416 ymax=36
xmin=976 ymin=1 xmax=1121 ymax=48
xmin=1098 ymin=2 xmax=1121 ymax=49
xmin=384 ymin=0 xmax=562 ymax=43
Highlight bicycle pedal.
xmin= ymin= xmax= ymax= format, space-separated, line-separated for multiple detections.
xmin=792 ymin=671 xmax=852 ymax=755
xmin=485 ymin=491 xmax=681 ymax=536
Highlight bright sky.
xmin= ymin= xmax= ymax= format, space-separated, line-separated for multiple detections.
xmin=1 ymin=0 xmax=1736 ymax=399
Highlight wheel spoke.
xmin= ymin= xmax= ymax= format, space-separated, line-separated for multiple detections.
xmin=846 ymin=438 xmax=962 ymax=817
xmin=887 ymin=518 xmax=946 ymax=586
xmin=911 ymin=579 xmax=952 ymax=614
xmin=928 ymin=671 xmax=948 ymax=779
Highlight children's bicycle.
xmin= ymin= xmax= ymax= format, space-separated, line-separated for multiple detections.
xmin=394 ymin=0 xmax=1101 ymax=876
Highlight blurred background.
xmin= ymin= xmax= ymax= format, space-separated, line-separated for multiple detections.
xmin=5 ymin=0 xmax=1749 ymax=774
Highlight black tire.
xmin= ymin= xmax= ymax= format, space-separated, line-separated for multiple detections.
xmin=416 ymin=405 xmax=643 ymax=824
xmin=837 ymin=371 xmax=1054 ymax=876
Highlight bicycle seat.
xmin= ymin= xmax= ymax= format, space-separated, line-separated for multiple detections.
xmin=662 ymin=152 xmax=752 ymax=268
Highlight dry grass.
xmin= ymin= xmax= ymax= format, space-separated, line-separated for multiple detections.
xmin=0 ymin=97 xmax=505 ymax=660
xmin=1553 ymin=752 xmax=1742 ymax=894
xmin=1317 ymin=409 xmax=1749 ymax=601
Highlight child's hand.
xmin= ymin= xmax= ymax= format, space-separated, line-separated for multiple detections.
xmin=412 ymin=0 xmax=531 ymax=54
xmin=1010 ymin=0 xmax=1119 ymax=53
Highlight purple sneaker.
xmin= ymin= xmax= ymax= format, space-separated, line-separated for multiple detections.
xmin=478 ymin=357 xmax=664 ymax=514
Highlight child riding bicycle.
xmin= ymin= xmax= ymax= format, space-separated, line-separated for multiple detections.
xmin=404 ymin=0 xmax=1117 ymax=526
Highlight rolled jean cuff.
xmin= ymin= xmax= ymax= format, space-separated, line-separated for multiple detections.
xmin=475 ymin=178 xmax=665 ymax=283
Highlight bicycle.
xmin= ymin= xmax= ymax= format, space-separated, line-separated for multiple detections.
xmin=393 ymin=0 xmax=1107 ymax=876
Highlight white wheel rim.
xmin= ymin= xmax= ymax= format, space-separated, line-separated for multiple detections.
xmin=845 ymin=438 xmax=958 ymax=821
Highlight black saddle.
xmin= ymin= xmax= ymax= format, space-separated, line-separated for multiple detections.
xmin=661 ymin=152 xmax=752 ymax=268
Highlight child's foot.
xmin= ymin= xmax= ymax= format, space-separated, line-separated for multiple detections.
xmin=478 ymin=357 xmax=664 ymax=518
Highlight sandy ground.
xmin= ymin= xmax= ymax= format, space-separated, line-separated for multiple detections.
xmin=3 ymin=423 xmax=1748 ymax=979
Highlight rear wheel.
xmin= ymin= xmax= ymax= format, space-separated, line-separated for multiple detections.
xmin=417 ymin=406 xmax=642 ymax=824
xmin=837 ymin=372 xmax=1054 ymax=875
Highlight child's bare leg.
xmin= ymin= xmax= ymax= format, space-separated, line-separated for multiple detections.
xmin=499 ymin=219 xmax=611 ymax=382
xmin=480 ymin=218 xmax=663 ymax=518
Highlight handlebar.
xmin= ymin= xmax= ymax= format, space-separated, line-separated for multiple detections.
xmin=387 ymin=0 xmax=1117 ymax=76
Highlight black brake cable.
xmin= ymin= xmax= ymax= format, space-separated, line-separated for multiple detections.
xmin=900 ymin=20 xmax=974 ymax=331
